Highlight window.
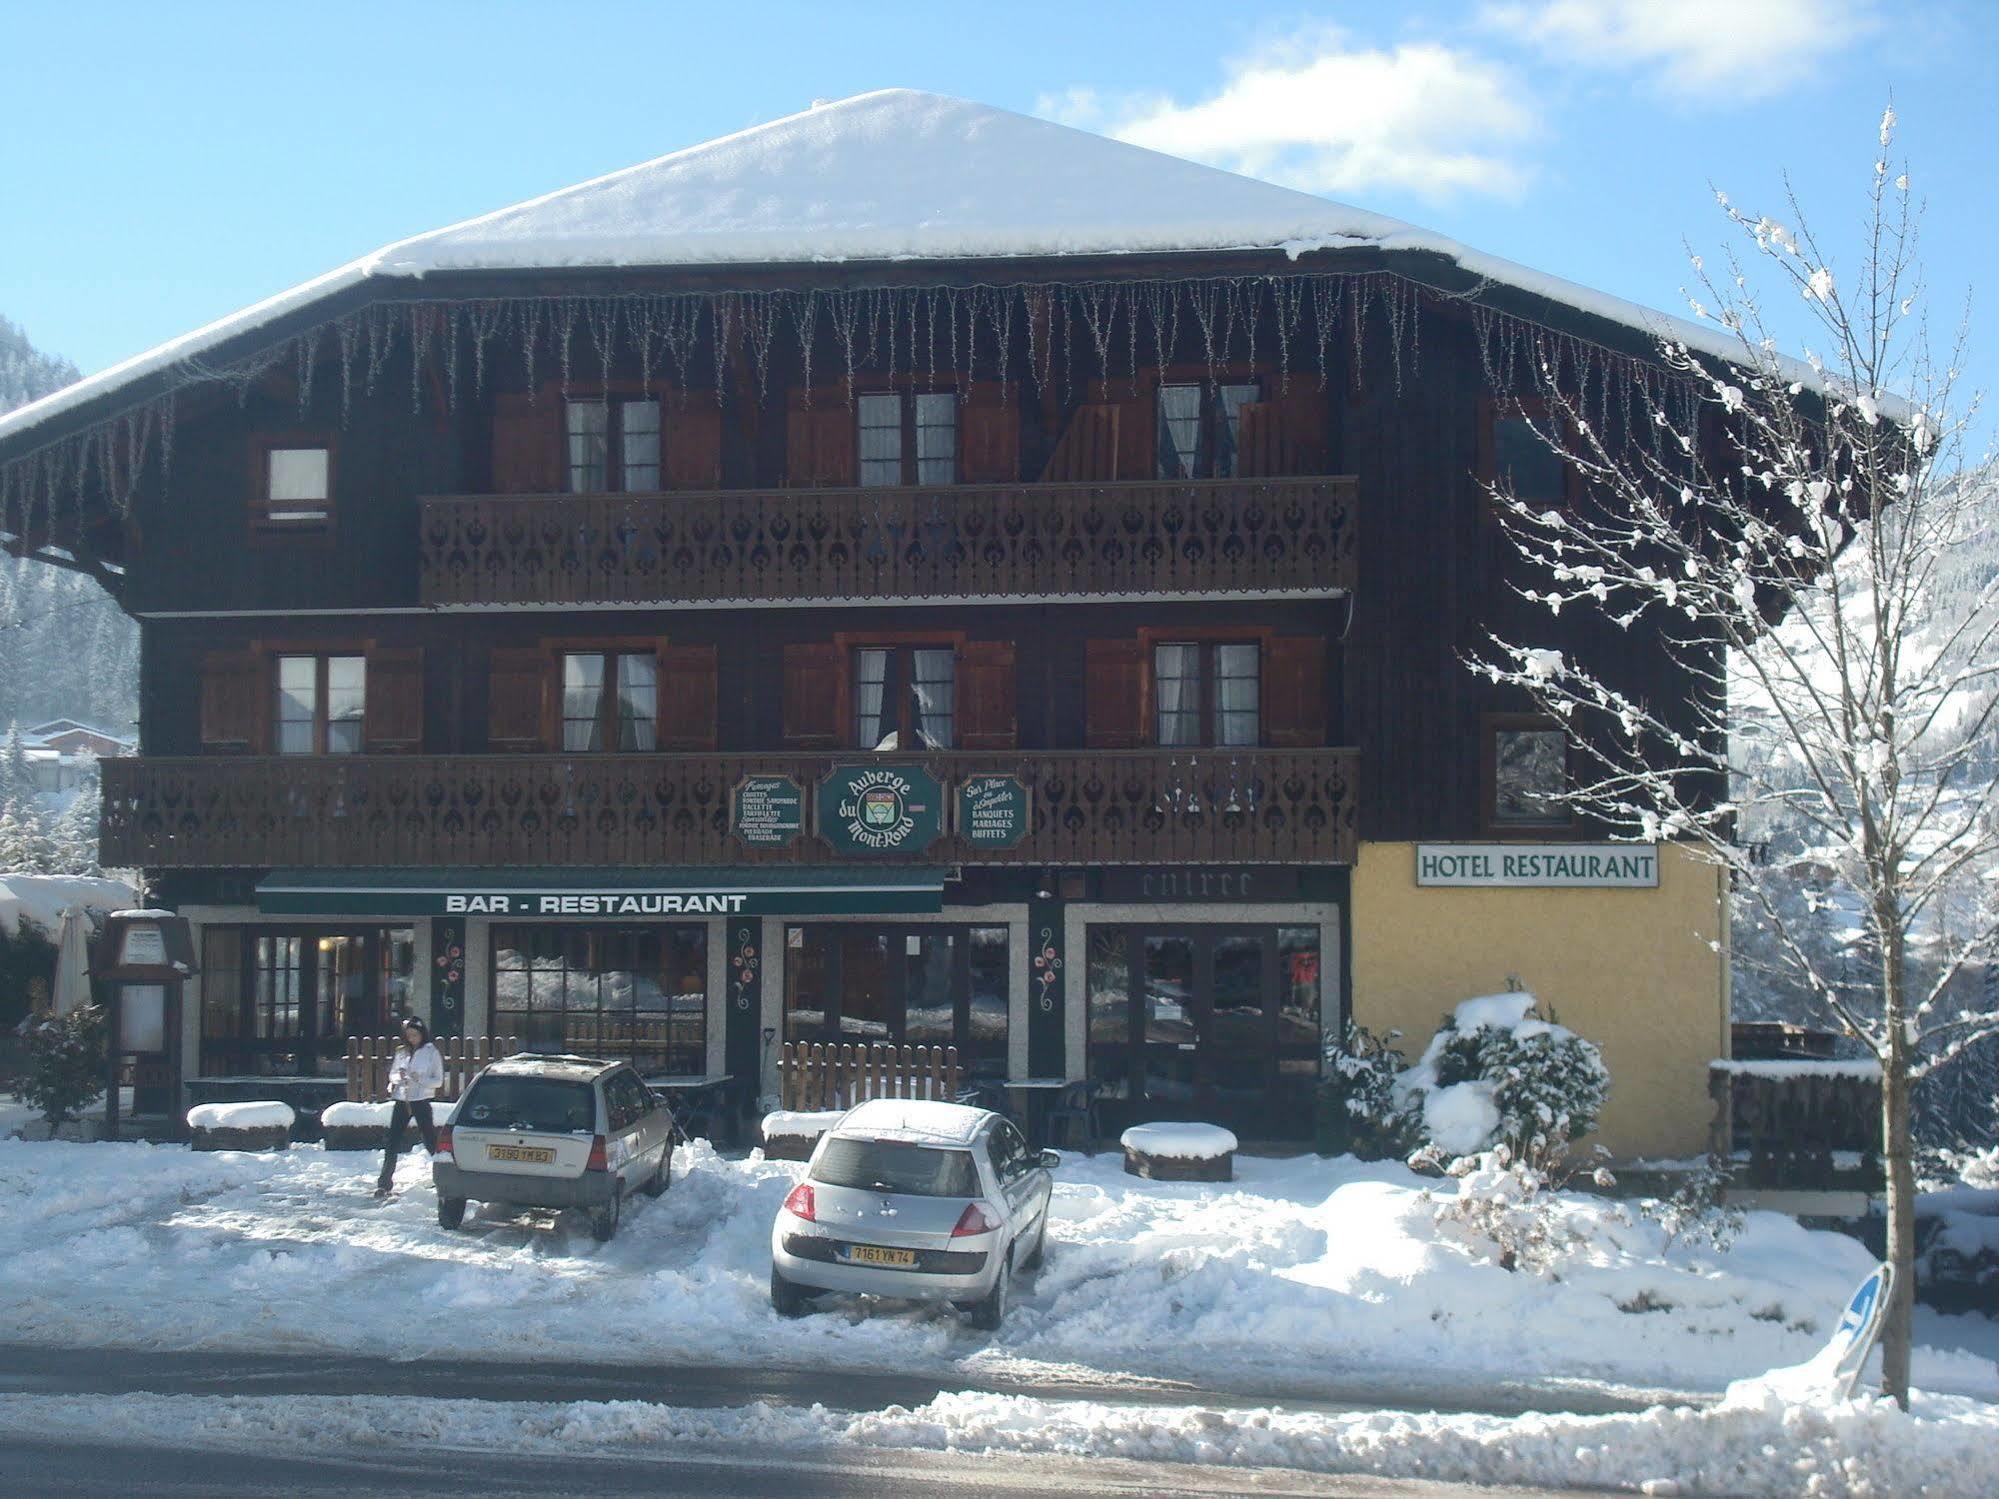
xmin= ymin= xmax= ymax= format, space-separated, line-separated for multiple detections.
xmin=254 ymin=444 xmax=333 ymax=528
xmin=198 ymin=925 xmax=412 ymax=1078
xmin=561 ymin=650 xmax=658 ymax=751
xmin=1486 ymin=715 xmax=1571 ymax=829
xmin=491 ymin=924 xmax=708 ymax=1074
xmin=275 ymin=654 xmax=365 ymax=755
xmin=783 ymin=924 xmax=1009 ymax=1073
xmin=1153 ymin=641 xmax=1259 ymax=747
xmin=1156 ymin=382 xmax=1259 ymax=479
xmin=1482 ymin=398 xmax=1572 ymax=512
xmin=857 ymin=390 xmax=958 ymax=486
xmin=565 ymin=398 xmax=662 ymax=493
xmin=852 ymin=645 xmax=955 ymax=749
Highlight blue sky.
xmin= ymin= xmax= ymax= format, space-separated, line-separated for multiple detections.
xmin=4 ymin=0 xmax=1993 ymax=431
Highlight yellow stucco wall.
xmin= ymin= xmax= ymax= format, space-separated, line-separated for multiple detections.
xmin=1349 ymin=842 xmax=1727 ymax=1160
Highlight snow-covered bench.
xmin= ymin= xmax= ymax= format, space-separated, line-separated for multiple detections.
xmin=318 ymin=1100 xmax=397 ymax=1151
xmin=187 ymin=1101 xmax=295 ymax=1152
xmin=1120 ymin=1122 xmax=1237 ymax=1182
xmin=759 ymin=1109 xmax=845 ymax=1161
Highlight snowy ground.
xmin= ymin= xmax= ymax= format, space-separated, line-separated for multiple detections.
xmin=1 ymin=1132 xmax=1994 ymax=1493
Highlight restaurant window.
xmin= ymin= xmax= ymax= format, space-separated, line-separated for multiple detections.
xmin=491 ymin=924 xmax=708 ymax=1075
xmin=1157 ymin=382 xmax=1258 ymax=479
xmin=257 ymin=445 xmax=333 ymax=528
xmin=784 ymin=924 xmax=1009 ymax=1076
xmin=1153 ymin=640 xmax=1259 ymax=747
xmin=561 ymin=650 xmax=658 ymax=752
xmin=1486 ymin=715 xmax=1571 ymax=829
xmin=275 ymin=654 xmax=365 ymax=755
xmin=858 ymin=390 xmax=958 ymax=486
xmin=565 ymin=398 xmax=662 ymax=493
xmin=198 ymin=926 xmax=413 ymax=1077
xmin=852 ymin=645 xmax=955 ymax=749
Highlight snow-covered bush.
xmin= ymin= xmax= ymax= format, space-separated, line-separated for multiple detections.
xmin=18 ymin=1002 xmax=104 ymax=1128
xmin=1316 ymin=1021 xmax=1420 ymax=1159
xmin=1643 ymin=1155 xmax=1745 ymax=1252
xmin=1426 ymin=1142 xmax=1617 ymax=1275
xmin=1395 ymin=993 xmax=1609 ymax=1159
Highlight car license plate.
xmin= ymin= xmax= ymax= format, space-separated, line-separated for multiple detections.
xmin=842 ymin=1244 xmax=918 ymax=1268
xmin=487 ymin=1143 xmax=554 ymax=1164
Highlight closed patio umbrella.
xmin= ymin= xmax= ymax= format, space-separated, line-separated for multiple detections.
xmin=53 ymin=905 xmax=92 ymax=1016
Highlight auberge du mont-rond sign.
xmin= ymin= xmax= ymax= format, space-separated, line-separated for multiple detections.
xmin=816 ymin=764 xmax=946 ymax=855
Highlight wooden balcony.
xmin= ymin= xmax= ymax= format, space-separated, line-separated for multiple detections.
xmin=417 ymin=476 xmax=1357 ymax=608
xmin=101 ymin=748 xmax=1359 ymax=870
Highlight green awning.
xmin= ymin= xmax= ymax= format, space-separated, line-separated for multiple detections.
xmin=256 ymin=867 xmax=947 ymax=918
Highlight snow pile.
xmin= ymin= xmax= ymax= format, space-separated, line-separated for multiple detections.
xmin=0 ymin=874 xmax=135 ymax=939
xmin=0 ymin=1385 xmax=1990 ymax=1495
xmin=319 ymin=1102 xmax=395 ymax=1129
xmin=1711 ymin=1059 xmax=1883 ymax=1079
xmin=1 ymin=1137 xmax=1993 ymax=1408
xmin=759 ymin=1110 xmax=844 ymax=1140
xmin=1119 ymin=1123 xmax=1238 ymax=1160
xmin=185 ymin=1102 xmax=295 ymax=1132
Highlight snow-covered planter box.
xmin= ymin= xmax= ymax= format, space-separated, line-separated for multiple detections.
xmin=759 ymin=1109 xmax=844 ymax=1161
xmin=318 ymin=1100 xmax=396 ymax=1151
xmin=1120 ymin=1122 xmax=1236 ymax=1182
xmin=186 ymin=1101 xmax=295 ymax=1152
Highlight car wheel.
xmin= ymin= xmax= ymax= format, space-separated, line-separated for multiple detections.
xmin=644 ymin=1143 xmax=671 ymax=1197
xmin=964 ymin=1249 xmax=1011 ymax=1331
xmin=590 ymin=1190 xmax=622 ymax=1243
xmin=437 ymin=1197 xmax=467 ymax=1230
xmin=770 ymin=1267 xmax=813 ymax=1318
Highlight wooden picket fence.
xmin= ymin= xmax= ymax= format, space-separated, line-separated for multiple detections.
xmin=345 ymin=1036 xmax=520 ymax=1104
xmin=778 ymin=1043 xmax=962 ymax=1112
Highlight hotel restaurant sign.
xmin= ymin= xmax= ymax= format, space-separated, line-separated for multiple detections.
xmin=1415 ymin=843 xmax=1660 ymax=889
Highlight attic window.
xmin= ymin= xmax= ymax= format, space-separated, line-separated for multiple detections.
xmin=257 ymin=446 xmax=332 ymax=528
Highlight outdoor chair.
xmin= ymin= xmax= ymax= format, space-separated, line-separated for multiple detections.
xmin=1043 ymin=1080 xmax=1102 ymax=1154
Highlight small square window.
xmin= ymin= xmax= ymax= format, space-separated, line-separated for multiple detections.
xmin=1491 ymin=724 xmax=1569 ymax=827
xmin=261 ymin=447 xmax=332 ymax=527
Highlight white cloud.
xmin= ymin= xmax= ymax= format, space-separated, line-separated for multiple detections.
xmin=1038 ymin=29 xmax=1539 ymax=202
xmin=1482 ymin=0 xmax=1871 ymax=99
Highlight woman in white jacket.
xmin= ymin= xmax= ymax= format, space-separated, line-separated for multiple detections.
xmin=374 ymin=1017 xmax=445 ymax=1198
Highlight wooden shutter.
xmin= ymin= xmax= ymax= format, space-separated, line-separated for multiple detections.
xmin=1237 ymin=387 xmax=1331 ymax=477
xmin=487 ymin=647 xmax=548 ymax=751
xmin=782 ymin=642 xmax=844 ymax=747
xmin=1039 ymin=404 xmax=1122 ymax=482
xmin=786 ymin=395 xmax=856 ymax=487
xmin=199 ymin=650 xmax=264 ymax=752
xmin=957 ymin=640 xmax=1018 ymax=750
xmin=664 ymin=400 xmax=723 ymax=490
xmin=1263 ymin=635 xmax=1328 ymax=747
xmin=654 ymin=645 xmax=718 ymax=751
xmin=492 ymin=392 xmax=563 ymax=493
xmin=959 ymin=382 xmax=1020 ymax=485
xmin=363 ymin=647 xmax=424 ymax=753
xmin=1083 ymin=638 xmax=1145 ymax=748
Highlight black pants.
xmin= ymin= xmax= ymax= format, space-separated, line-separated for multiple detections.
xmin=377 ymin=1100 xmax=438 ymax=1188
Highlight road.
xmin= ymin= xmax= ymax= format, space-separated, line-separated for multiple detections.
xmin=0 ymin=1344 xmax=1639 ymax=1497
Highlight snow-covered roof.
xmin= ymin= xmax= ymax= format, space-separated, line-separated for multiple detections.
xmin=0 ymin=88 xmax=1760 ymax=454
xmin=0 ymin=875 xmax=137 ymax=939
xmin=835 ymin=1097 xmax=990 ymax=1144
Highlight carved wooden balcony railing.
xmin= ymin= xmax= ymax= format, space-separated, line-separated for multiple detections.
xmin=417 ymin=476 xmax=1357 ymax=608
xmin=101 ymin=749 xmax=1359 ymax=870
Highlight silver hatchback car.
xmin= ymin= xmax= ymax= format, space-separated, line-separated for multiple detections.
xmin=769 ymin=1099 xmax=1056 ymax=1329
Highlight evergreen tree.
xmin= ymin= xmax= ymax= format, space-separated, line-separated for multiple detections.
xmin=0 ymin=796 xmax=50 ymax=872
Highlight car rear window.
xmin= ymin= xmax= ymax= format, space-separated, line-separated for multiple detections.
xmin=459 ymin=1076 xmax=596 ymax=1135
xmin=813 ymin=1138 xmax=980 ymax=1197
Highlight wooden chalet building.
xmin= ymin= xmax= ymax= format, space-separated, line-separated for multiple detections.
xmin=0 ymin=91 xmax=1729 ymax=1151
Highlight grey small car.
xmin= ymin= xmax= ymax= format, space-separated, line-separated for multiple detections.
xmin=769 ymin=1098 xmax=1056 ymax=1329
xmin=434 ymin=1055 xmax=672 ymax=1241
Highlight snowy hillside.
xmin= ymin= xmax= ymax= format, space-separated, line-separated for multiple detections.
xmin=0 ymin=317 xmax=136 ymax=732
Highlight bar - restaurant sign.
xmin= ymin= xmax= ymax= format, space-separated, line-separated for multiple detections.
xmin=817 ymin=764 xmax=945 ymax=855
xmin=1415 ymin=843 xmax=1660 ymax=889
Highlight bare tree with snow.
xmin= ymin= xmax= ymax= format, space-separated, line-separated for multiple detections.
xmin=1474 ymin=109 xmax=1993 ymax=1408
